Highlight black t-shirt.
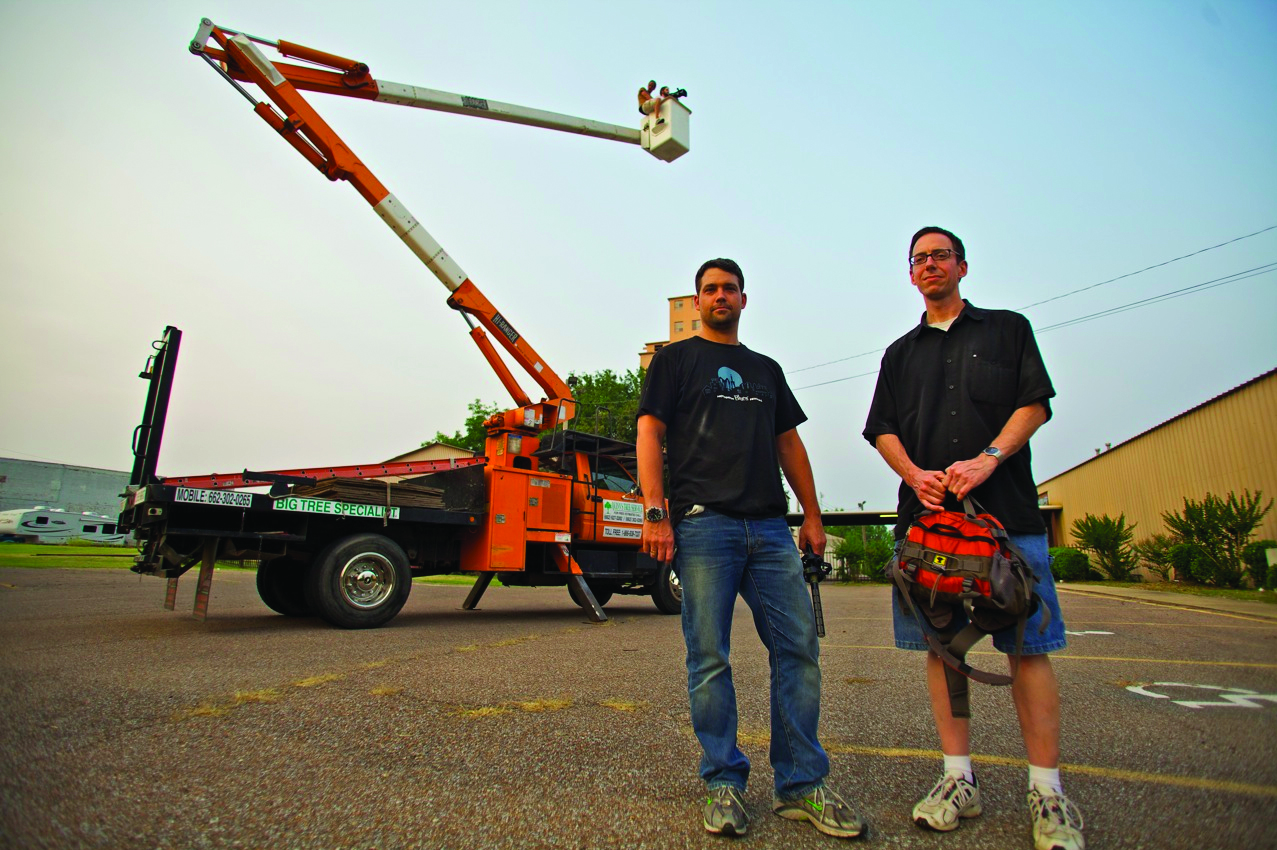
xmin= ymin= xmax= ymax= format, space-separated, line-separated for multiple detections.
xmin=862 ymin=302 xmax=1055 ymax=538
xmin=638 ymin=336 xmax=806 ymax=523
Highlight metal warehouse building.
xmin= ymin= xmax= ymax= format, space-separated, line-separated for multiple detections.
xmin=0 ymin=458 xmax=130 ymax=518
xmin=1036 ymin=368 xmax=1277 ymax=549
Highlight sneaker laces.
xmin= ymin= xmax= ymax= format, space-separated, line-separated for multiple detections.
xmin=1033 ymin=791 xmax=1085 ymax=832
xmin=925 ymin=773 xmax=973 ymax=805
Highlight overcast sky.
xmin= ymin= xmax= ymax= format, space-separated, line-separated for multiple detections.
xmin=1 ymin=0 xmax=1274 ymax=512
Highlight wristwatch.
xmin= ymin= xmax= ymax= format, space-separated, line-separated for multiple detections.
xmin=645 ymin=506 xmax=668 ymax=523
xmin=981 ymin=446 xmax=1003 ymax=462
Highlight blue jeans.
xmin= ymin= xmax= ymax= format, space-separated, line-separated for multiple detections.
xmin=892 ymin=533 xmax=1068 ymax=654
xmin=673 ymin=509 xmax=828 ymax=799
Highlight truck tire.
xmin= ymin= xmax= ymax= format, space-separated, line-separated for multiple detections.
xmin=652 ymin=562 xmax=682 ymax=614
xmin=256 ymin=558 xmax=311 ymax=617
xmin=568 ymin=577 xmax=614 ymax=609
xmin=305 ymin=534 xmax=411 ymax=629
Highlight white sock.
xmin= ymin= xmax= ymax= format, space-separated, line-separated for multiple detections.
xmin=943 ymin=755 xmax=974 ymax=782
xmin=1028 ymin=765 xmax=1062 ymax=795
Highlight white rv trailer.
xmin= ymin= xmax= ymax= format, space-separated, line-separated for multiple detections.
xmin=0 ymin=508 xmax=129 ymax=545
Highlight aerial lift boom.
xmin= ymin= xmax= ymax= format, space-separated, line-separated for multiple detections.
xmin=161 ymin=19 xmax=691 ymax=623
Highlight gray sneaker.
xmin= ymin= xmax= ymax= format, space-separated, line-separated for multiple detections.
xmin=912 ymin=772 xmax=982 ymax=831
xmin=703 ymin=785 xmax=749 ymax=836
xmin=1028 ymin=788 xmax=1085 ymax=850
xmin=773 ymin=784 xmax=866 ymax=839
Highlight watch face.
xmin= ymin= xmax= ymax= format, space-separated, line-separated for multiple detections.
xmin=645 ymin=507 xmax=665 ymax=522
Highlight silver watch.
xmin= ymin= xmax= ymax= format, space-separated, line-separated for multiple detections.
xmin=645 ymin=506 xmax=668 ymax=523
xmin=981 ymin=446 xmax=1003 ymax=462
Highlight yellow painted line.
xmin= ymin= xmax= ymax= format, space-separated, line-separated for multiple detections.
xmin=825 ymin=744 xmax=1277 ymax=798
xmin=823 ymin=644 xmax=1277 ymax=670
xmin=1047 ymin=653 xmax=1277 ymax=670
xmin=1057 ymin=589 xmax=1277 ymax=624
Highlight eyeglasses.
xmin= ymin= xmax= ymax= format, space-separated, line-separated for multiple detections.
xmin=909 ymin=248 xmax=961 ymax=267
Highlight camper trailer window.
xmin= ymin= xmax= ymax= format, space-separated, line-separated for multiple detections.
xmin=35 ymin=516 xmax=48 ymax=525
xmin=83 ymin=526 xmax=98 ymax=533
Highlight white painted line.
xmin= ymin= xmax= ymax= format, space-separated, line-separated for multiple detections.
xmin=1127 ymin=682 xmax=1277 ymax=709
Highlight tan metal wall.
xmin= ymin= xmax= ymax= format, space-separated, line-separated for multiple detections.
xmin=1036 ymin=372 xmax=1277 ymax=556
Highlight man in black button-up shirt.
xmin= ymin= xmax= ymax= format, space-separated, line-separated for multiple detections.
xmin=863 ymin=227 xmax=1084 ymax=850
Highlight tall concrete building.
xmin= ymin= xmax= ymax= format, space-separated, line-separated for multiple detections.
xmin=639 ymin=294 xmax=698 ymax=370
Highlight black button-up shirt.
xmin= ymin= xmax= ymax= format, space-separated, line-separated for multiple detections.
xmin=863 ymin=301 xmax=1055 ymax=538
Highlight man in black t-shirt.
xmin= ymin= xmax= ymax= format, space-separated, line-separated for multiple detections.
xmin=637 ymin=258 xmax=865 ymax=840
xmin=863 ymin=227 xmax=1084 ymax=850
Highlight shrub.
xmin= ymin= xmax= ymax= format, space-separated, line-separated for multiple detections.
xmin=1168 ymin=542 xmax=1210 ymax=584
xmin=1070 ymin=513 xmax=1139 ymax=581
xmin=1134 ymin=533 xmax=1177 ymax=582
xmin=1162 ymin=490 xmax=1273 ymax=588
xmin=1049 ymin=547 xmax=1093 ymax=582
xmin=1242 ymin=540 xmax=1277 ymax=589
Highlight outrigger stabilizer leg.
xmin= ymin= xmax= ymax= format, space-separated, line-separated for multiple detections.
xmin=462 ymin=572 xmax=495 ymax=610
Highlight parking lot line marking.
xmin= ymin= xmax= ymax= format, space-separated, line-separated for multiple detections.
xmin=825 ymin=744 xmax=1277 ymax=798
xmin=824 ymin=644 xmax=1277 ymax=670
xmin=1046 ymin=653 xmax=1277 ymax=670
xmin=1057 ymin=590 xmax=1277 ymax=624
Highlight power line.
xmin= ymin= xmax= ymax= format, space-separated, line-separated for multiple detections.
xmin=792 ymin=261 xmax=1274 ymax=391
xmin=791 ymin=224 xmax=1277 ymax=376
xmin=1016 ymin=224 xmax=1277 ymax=312
xmin=1035 ymin=262 xmax=1277 ymax=333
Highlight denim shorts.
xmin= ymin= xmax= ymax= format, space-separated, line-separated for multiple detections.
xmin=891 ymin=532 xmax=1068 ymax=655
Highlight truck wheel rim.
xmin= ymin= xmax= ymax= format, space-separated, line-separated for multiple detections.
xmin=339 ymin=553 xmax=395 ymax=609
xmin=668 ymin=568 xmax=682 ymax=603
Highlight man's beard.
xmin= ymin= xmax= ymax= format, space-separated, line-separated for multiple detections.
xmin=702 ymin=308 xmax=738 ymax=331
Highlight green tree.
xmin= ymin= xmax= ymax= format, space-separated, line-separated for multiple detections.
xmin=1133 ymin=533 xmax=1177 ymax=582
xmin=830 ymin=524 xmax=894 ymax=581
xmin=425 ymin=368 xmax=647 ymax=454
xmin=565 ymin=368 xmax=645 ymax=443
xmin=1162 ymin=490 xmax=1273 ymax=588
xmin=426 ymin=398 xmax=503 ymax=454
xmin=1070 ymin=513 xmax=1139 ymax=581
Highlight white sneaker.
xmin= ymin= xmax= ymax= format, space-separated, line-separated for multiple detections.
xmin=912 ymin=772 xmax=981 ymax=831
xmin=1027 ymin=788 xmax=1085 ymax=850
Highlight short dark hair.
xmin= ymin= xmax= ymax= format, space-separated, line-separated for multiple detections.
xmin=694 ymin=258 xmax=744 ymax=294
xmin=909 ymin=226 xmax=965 ymax=261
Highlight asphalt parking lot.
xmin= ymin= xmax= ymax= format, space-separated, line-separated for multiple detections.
xmin=1 ymin=568 xmax=1274 ymax=849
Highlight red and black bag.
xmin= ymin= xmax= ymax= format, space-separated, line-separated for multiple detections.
xmin=889 ymin=496 xmax=1048 ymax=717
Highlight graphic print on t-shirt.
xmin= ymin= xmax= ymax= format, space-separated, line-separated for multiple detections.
xmin=705 ymin=366 xmax=775 ymax=404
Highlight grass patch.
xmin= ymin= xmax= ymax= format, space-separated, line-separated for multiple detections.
xmin=1074 ymin=581 xmax=1277 ymax=605
xmin=293 ymin=674 xmax=342 ymax=688
xmin=370 ymin=686 xmax=403 ymax=697
xmin=0 ymin=543 xmax=136 ymax=569
xmin=233 ymin=689 xmax=283 ymax=705
xmin=0 ymin=543 xmax=254 ymax=570
xmin=413 ymin=574 xmax=479 ymax=586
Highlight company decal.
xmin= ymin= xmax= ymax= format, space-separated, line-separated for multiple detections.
xmin=176 ymin=488 xmax=254 ymax=508
xmin=272 ymin=496 xmax=400 ymax=520
xmin=602 ymin=499 xmax=643 ymax=525
xmin=554 ymin=532 xmax=571 ymax=543
xmin=461 ymin=95 xmax=490 ymax=111
xmin=491 ymin=313 xmax=520 ymax=344
xmin=603 ymin=525 xmax=642 ymax=540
